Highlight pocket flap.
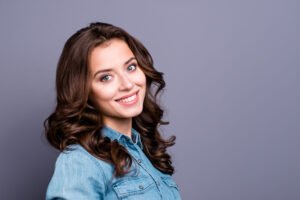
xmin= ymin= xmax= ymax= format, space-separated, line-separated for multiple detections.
xmin=113 ymin=176 xmax=155 ymax=198
xmin=161 ymin=176 xmax=179 ymax=189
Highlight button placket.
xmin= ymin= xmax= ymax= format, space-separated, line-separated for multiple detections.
xmin=124 ymin=137 xmax=163 ymax=199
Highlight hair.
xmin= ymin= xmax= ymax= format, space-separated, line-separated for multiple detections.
xmin=44 ymin=22 xmax=176 ymax=177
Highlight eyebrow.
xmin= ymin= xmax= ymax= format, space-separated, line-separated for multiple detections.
xmin=93 ymin=57 xmax=137 ymax=78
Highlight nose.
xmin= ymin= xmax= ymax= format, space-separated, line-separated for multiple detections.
xmin=119 ymin=74 xmax=134 ymax=91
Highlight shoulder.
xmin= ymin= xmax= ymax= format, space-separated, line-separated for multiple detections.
xmin=56 ymin=144 xmax=101 ymax=167
xmin=46 ymin=144 xmax=111 ymax=199
xmin=54 ymin=144 xmax=112 ymax=180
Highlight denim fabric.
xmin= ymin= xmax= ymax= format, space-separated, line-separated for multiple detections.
xmin=46 ymin=126 xmax=182 ymax=200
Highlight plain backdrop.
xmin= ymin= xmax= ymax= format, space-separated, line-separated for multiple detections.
xmin=0 ymin=1 xmax=299 ymax=199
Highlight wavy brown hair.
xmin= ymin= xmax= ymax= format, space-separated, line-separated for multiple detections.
xmin=44 ymin=22 xmax=176 ymax=176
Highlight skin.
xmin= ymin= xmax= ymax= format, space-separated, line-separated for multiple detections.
xmin=88 ymin=39 xmax=146 ymax=138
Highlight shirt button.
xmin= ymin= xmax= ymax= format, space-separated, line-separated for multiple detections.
xmin=157 ymin=181 xmax=160 ymax=186
xmin=139 ymin=185 xmax=144 ymax=190
xmin=137 ymin=159 xmax=142 ymax=164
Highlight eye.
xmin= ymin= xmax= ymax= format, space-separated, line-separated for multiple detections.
xmin=100 ymin=74 xmax=112 ymax=82
xmin=127 ymin=63 xmax=137 ymax=71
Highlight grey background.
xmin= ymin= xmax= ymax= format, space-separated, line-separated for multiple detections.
xmin=0 ymin=0 xmax=299 ymax=199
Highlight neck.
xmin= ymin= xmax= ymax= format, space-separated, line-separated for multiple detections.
xmin=103 ymin=117 xmax=132 ymax=138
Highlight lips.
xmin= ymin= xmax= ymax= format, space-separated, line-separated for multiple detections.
xmin=115 ymin=90 xmax=139 ymax=102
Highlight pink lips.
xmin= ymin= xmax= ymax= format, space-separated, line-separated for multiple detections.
xmin=116 ymin=91 xmax=139 ymax=106
xmin=116 ymin=90 xmax=139 ymax=101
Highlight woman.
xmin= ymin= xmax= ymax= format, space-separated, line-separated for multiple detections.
xmin=44 ymin=22 xmax=181 ymax=200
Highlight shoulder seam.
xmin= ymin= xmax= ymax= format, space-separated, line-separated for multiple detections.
xmin=67 ymin=145 xmax=110 ymax=192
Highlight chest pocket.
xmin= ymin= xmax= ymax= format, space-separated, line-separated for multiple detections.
xmin=112 ymin=176 xmax=160 ymax=200
xmin=161 ymin=176 xmax=178 ymax=188
xmin=161 ymin=176 xmax=182 ymax=200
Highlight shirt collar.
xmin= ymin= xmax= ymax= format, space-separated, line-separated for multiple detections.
xmin=101 ymin=125 xmax=143 ymax=149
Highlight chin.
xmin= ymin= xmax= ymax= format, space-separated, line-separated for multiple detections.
xmin=122 ymin=107 xmax=143 ymax=118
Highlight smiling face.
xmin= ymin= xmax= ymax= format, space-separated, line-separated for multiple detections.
xmin=88 ymin=39 xmax=146 ymax=128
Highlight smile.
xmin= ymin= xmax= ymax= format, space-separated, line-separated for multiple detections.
xmin=116 ymin=91 xmax=139 ymax=105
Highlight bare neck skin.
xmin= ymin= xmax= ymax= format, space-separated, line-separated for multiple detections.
xmin=103 ymin=117 xmax=132 ymax=138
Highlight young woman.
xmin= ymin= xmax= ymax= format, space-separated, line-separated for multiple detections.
xmin=44 ymin=22 xmax=181 ymax=200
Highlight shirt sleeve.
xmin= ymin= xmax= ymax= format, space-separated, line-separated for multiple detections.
xmin=46 ymin=148 xmax=106 ymax=200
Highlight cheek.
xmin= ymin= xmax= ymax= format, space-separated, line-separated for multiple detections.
xmin=135 ymin=70 xmax=147 ymax=86
xmin=90 ymin=85 xmax=117 ymax=106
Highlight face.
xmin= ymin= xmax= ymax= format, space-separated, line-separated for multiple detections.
xmin=88 ymin=39 xmax=146 ymax=126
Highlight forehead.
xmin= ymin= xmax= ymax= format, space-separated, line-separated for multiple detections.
xmin=89 ymin=39 xmax=134 ymax=72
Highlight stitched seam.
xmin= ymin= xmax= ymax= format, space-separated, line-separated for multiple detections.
xmin=74 ymin=145 xmax=109 ymax=192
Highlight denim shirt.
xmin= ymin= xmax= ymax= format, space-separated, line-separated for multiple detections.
xmin=46 ymin=126 xmax=182 ymax=200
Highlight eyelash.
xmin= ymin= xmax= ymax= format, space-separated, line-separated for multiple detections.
xmin=100 ymin=74 xmax=112 ymax=82
xmin=99 ymin=63 xmax=137 ymax=82
xmin=127 ymin=63 xmax=137 ymax=71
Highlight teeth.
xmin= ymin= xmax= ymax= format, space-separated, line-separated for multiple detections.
xmin=118 ymin=94 xmax=137 ymax=103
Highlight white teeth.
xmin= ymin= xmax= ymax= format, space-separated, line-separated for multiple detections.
xmin=117 ymin=94 xmax=137 ymax=103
